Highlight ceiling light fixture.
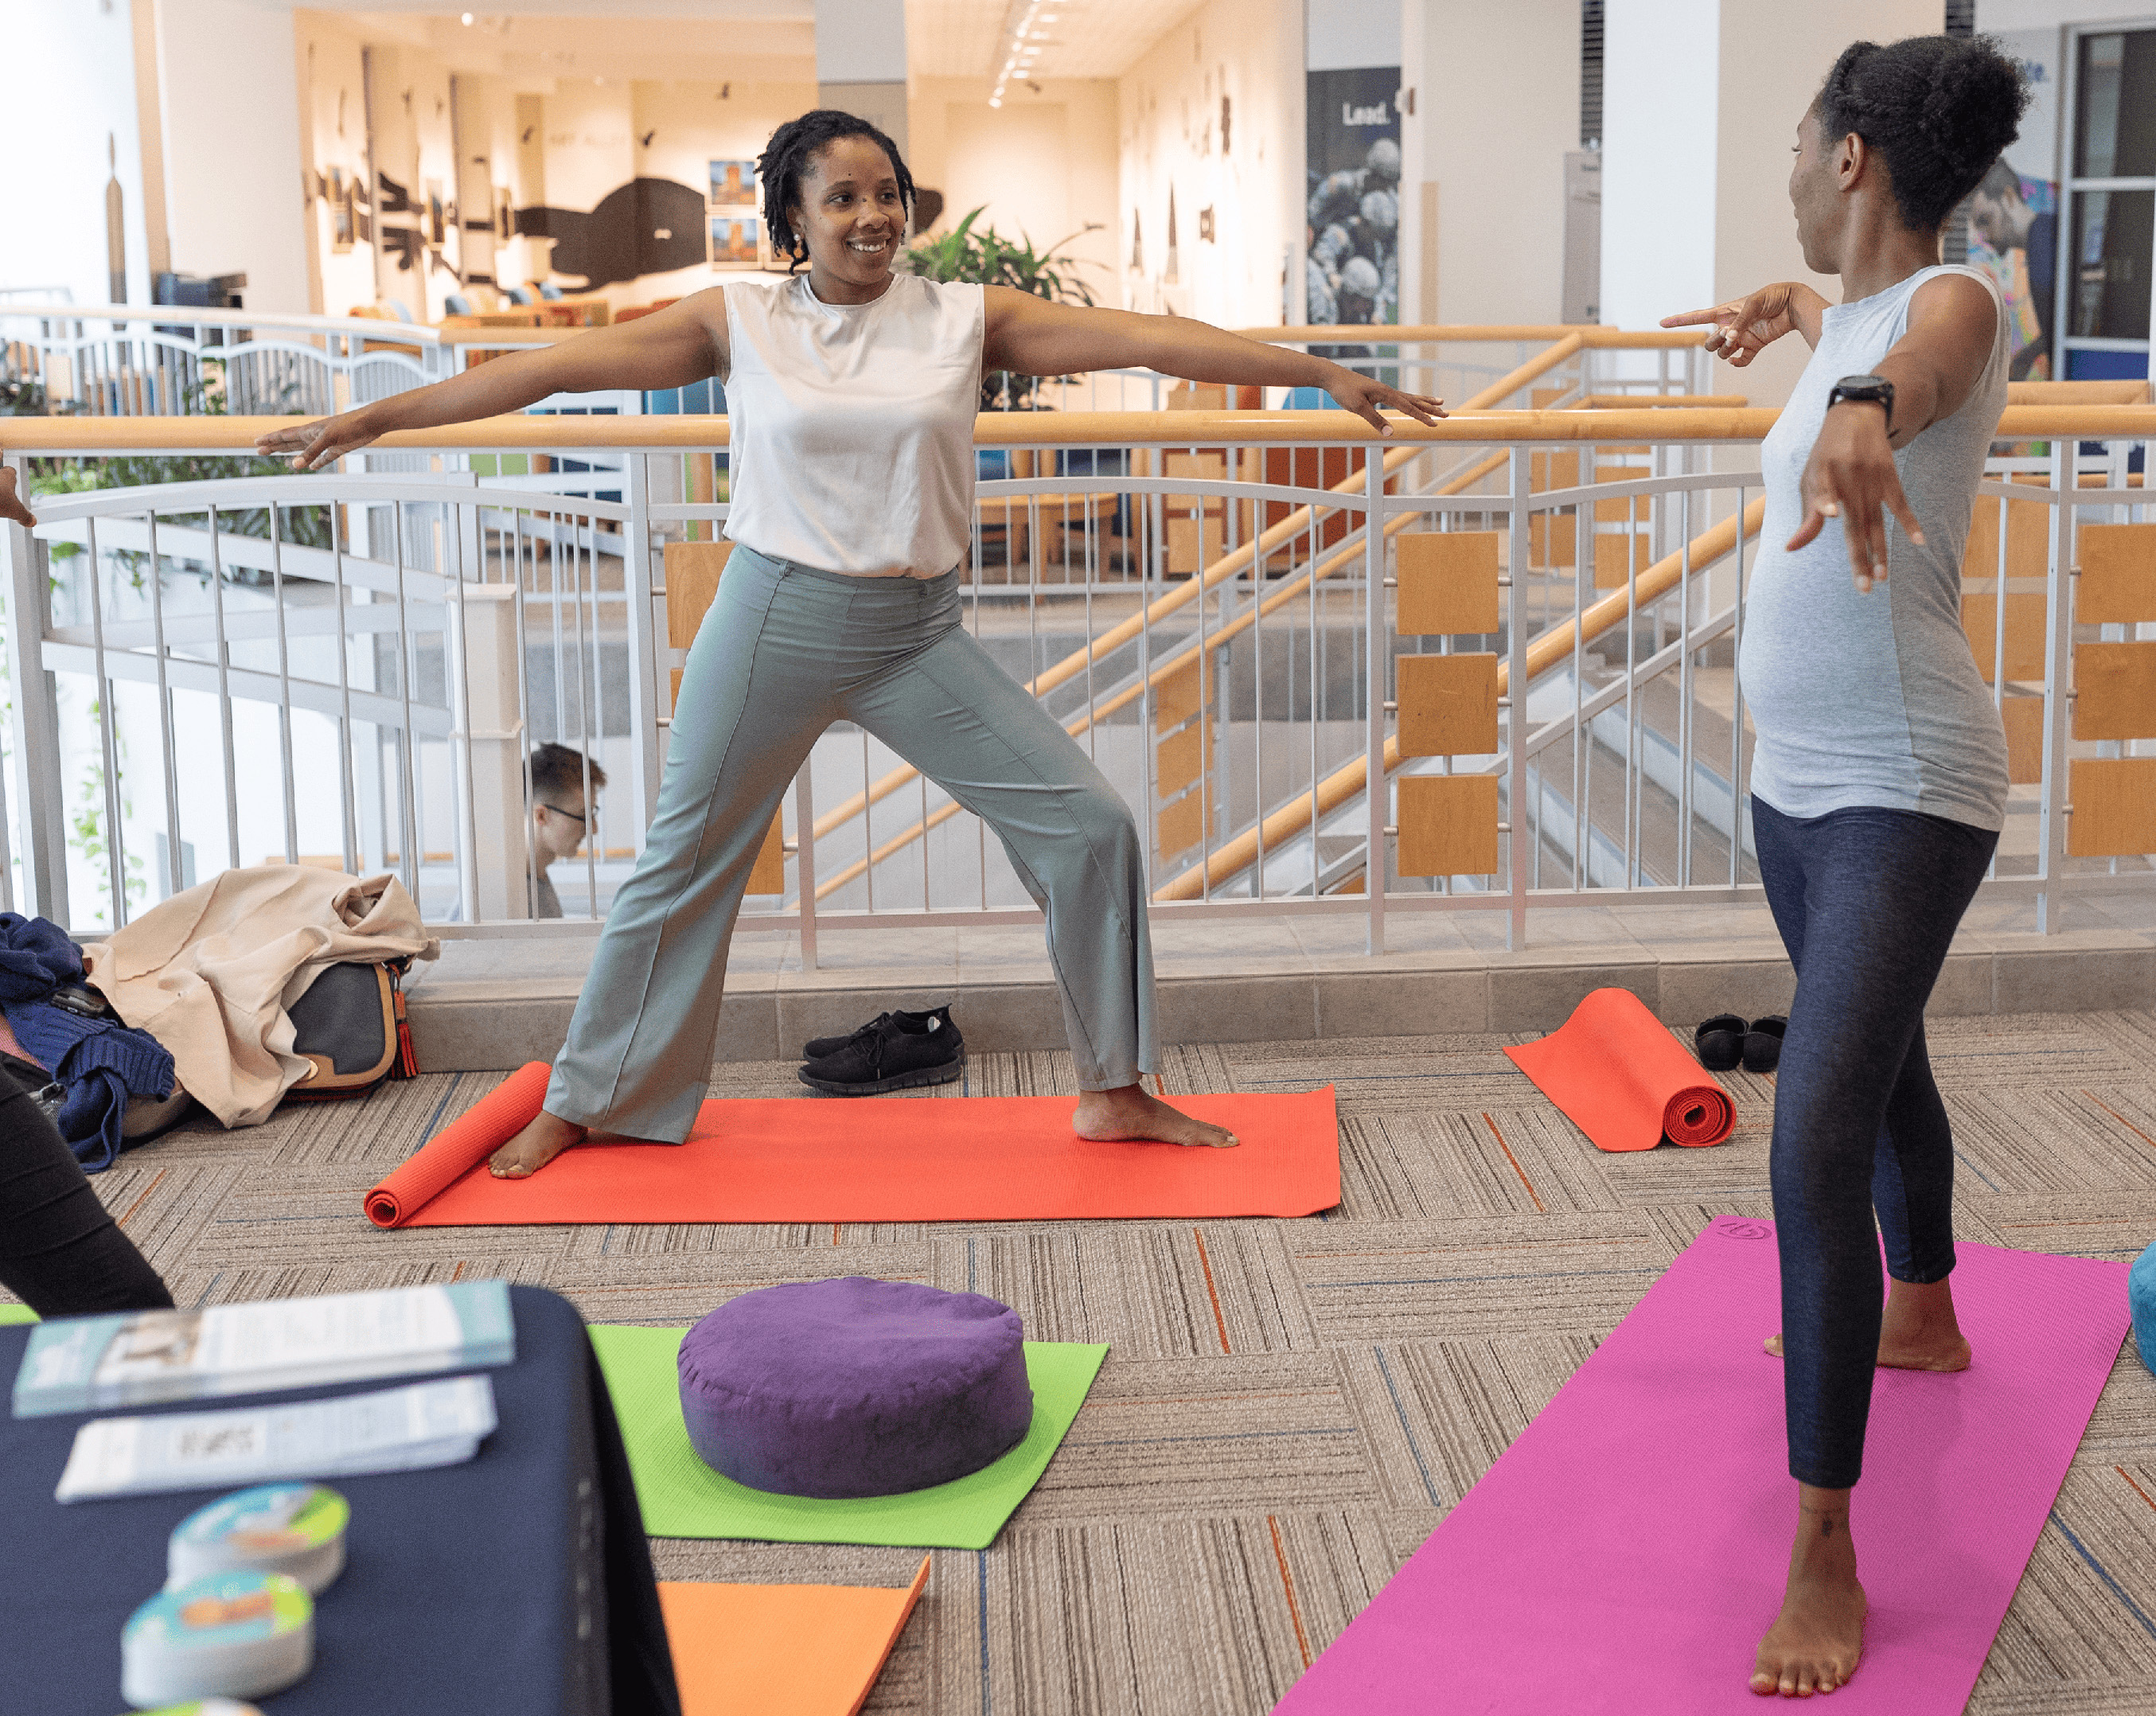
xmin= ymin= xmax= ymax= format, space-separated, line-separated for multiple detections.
xmin=988 ymin=0 xmax=1063 ymax=108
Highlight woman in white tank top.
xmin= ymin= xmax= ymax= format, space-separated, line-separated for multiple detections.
xmin=260 ymin=112 xmax=1441 ymax=1169
xmin=1661 ymin=35 xmax=2030 ymax=1701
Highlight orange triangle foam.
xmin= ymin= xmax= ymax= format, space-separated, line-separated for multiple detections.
xmin=657 ymin=1556 xmax=930 ymax=1716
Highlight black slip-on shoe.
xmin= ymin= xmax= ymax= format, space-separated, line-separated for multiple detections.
xmin=798 ymin=1009 xmax=965 ymax=1095
xmin=1741 ymin=1015 xmax=1788 ymax=1074
xmin=801 ymin=1004 xmax=956 ymax=1063
xmin=1694 ymin=1013 xmax=1746 ymax=1073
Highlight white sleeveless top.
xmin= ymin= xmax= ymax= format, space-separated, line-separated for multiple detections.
xmin=1740 ymin=264 xmax=2010 ymax=831
xmin=721 ymin=275 xmax=984 ymax=576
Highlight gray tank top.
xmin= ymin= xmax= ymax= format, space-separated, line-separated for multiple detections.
xmin=1739 ymin=264 xmax=2010 ymax=831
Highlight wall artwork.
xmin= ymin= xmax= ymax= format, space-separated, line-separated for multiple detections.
xmin=514 ymin=177 xmax=712 ymax=290
xmin=425 ymin=180 xmax=447 ymax=250
xmin=497 ymin=186 xmax=515 ymax=241
xmin=1305 ymin=65 xmax=1402 ymax=344
xmin=709 ymin=215 xmax=761 ymax=269
xmin=329 ymin=166 xmax=354 ymax=254
xmin=709 ymin=159 xmax=757 ymax=208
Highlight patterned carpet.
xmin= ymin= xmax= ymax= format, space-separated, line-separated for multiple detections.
xmin=30 ymin=1010 xmax=2156 ymax=1714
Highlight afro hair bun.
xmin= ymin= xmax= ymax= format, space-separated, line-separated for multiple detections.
xmin=1818 ymin=35 xmax=2031 ymax=232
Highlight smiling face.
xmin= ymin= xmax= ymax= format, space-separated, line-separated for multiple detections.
xmin=789 ymin=135 xmax=906 ymax=300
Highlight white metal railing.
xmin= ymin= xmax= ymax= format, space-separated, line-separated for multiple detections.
xmin=3 ymin=357 xmax=2148 ymax=952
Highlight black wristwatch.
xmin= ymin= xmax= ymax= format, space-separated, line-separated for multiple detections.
xmin=1827 ymin=373 xmax=1895 ymax=431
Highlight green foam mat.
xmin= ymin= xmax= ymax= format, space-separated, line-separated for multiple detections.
xmin=589 ymin=1324 xmax=1106 ymax=1548
xmin=0 ymin=1305 xmax=35 ymax=1326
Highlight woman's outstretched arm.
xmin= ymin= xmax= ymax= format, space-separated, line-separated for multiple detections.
xmin=980 ymin=287 xmax=1445 ymax=434
xmin=255 ymin=291 xmax=731 ymax=470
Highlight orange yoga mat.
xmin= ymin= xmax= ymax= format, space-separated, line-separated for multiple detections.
xmin=364 ymin=1062 xmax=1339 ymax=1227
xmin=1501 ymin=987 xmax=1733 ymax=1152
xmin=658 ymin=1558 xmax=929 ymax=1716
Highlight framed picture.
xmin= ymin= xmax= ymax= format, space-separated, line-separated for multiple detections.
xmin=496 ymin=186 xmax=515 ymax=240
xmin=708 ymin=159 xmax=757 ymax=208
xmin=329 ymin=167 xmax=354 ymax=254
xmin=425 ymin=180 xmax=446 ymax=248
xmin=709 ymin=215 xmax=760 ymax=268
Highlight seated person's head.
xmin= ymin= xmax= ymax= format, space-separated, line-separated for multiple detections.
xmin=530 ymin=743 xmax=607 ymax=867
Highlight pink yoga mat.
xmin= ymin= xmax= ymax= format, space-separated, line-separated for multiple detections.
xmin=1277 ymin=1219 xmax=2130 ymax=1715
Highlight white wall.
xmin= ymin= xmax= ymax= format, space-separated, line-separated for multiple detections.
xmin=1601 ymin=0 xmax=1941 ymax=403
xmin=1308 ymin=0 xmax=1401 ymax=72
xmin=153 ymin=0 xmax=311 ymax=313
xmin=908 ymin=78 xmax=1119 ymax=290
xmin=1399 ymin=0 xmax=1578 ymax=328
xmin=0 ymin=0 xmax=157 ymax=306
xmin=1117 ymin=0 xmax=1305 ymax=328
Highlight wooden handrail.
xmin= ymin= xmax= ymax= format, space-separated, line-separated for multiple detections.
xmin=1231 ymin=325 xmax=1712 ymax=349
xmin=805 ymin=330 xmax=1597 ymax=845
xmin=8 ymin=404 xmax=2146 ymax=454
xmin=1152 ymin=493 xmax=1771 ymax=902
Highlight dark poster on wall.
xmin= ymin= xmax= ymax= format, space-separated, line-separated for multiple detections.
xmin=1305 ymin=66 xmax=1401 ymax=347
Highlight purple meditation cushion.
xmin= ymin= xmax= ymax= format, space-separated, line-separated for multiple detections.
xmin=676 ymin=1276 xmax=1035 ymax=1499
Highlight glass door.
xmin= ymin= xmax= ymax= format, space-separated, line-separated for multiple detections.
xmin=2060 ymin=25 xmax=2156 ymax=380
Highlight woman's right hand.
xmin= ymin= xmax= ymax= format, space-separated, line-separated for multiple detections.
xmin=1661 ymin=283 xmax=1819 ymax=366
xmin=255 ymin=407 xmax=384 ymax=471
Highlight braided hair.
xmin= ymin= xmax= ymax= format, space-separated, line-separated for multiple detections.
xmin=1815 ymin=37 xmax=2030 ymax=232
xmin=757 ymin=110 xmax=916 ymax=274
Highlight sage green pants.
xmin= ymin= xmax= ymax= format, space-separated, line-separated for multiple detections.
xmin=544 ymin=544 xmax=1160 ymax=1141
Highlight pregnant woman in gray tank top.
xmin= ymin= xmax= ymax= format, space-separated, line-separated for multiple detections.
xmin=259 ymin=113 xmax=1444 ymax=1170
xmin=1663 ymin=36 xmax=2029 ymax=1698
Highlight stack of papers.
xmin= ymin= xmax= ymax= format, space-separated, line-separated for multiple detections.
xmin=55 ymin=1375 xmax=499 ymax=1502
xmin=12 ymin=1282 xmax=514 ymax=1418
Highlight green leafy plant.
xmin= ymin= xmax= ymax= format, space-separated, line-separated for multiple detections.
xmin=903 ymin=209 xmax=1103 ymax=409
xmin=68 ymin=700 xmax=145 ymax=927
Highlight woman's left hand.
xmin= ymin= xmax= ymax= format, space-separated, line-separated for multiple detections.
xmin=1788 ymin=400 xmax=1924 ymax=594
xmin=1321 ymin=367 xmax=1448 ymax=435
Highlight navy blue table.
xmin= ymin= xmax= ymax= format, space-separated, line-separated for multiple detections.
xmin=0 ymin=1285 xmax=680 ymax=1715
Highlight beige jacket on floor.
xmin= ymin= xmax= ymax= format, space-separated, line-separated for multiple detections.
xmin=83 ymin=866 xmax=439 ymax=1128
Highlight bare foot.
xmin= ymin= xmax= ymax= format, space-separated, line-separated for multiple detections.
xmin=1073 ymin=1084 xmax=1238 ymax=1149
xmin=1752 ymin=1487 xmax=1866 ymax=1696
xmin=489 ymin=1110 xmax=589 ymax=1179
xmin=1764 ymin=1277 xmax=1972 ymax=1371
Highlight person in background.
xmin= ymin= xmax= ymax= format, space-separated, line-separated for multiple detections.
xmin=1966 ymin=159 xmax=2056 ymax=379
xmin=528 ymin=743 xmax=607 ymax=919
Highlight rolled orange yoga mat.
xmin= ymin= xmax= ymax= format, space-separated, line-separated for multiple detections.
xmin=1502 ymin=987 xmax=1733 ymax=1152
xmin=363 ymin=1063 xmax=1339 ymax=1227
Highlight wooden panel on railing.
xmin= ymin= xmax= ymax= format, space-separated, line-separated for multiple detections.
xmin=660 ymin=538 xmax=782 ymax=893
xmin=1397 ymin=774 xmax=1499 ymax=876
xmin=1396 ymin=532 xmax=1501 ymax=634
xmin=2080 ymin=522 xmax=2156 ymax=622
xmin=1157 ymin=783 xmax=1216 ymax=860
xmin=2001 ymin=696 xmax=2045 ymax=784
xmin=1397 ymin=653 xmax=1499 ymax=756
xmin=1156 ymin=719 xmax=1212 ymax=798
xmin=1593 ymin=469 xmax=1651 ymax=521
xmin=2072 ymin=642 xmax=2156 ymax=740
xmin=2068 ymin=757 xmax=2156 ymax=856
xmin=1530 ymin=510 xmax=1577 ymax=569
xmin=1962 ymin=478 xmax=2049 ymax=579
xmin=1531 ymin=450 xmax=1580 ymax=492
xmin=1962 ymin=592 xmax=2048 ymax=681
xmin=1155 ymin=653 xmax=1211 ymax=734
xmin=1594 ymin=533 xmax=1649 ymax=588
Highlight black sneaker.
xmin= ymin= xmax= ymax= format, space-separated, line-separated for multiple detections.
xmin=801 ymin=1006 xmax=953 ymax=1063
xmin=798 ymin=1008 xmax=964 ymax=1095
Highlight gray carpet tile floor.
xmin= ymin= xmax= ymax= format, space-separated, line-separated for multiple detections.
xmin=20 ymin=1008 xmax=2156 ymax=1713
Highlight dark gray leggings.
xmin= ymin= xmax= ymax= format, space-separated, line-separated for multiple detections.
xmin=1754 ymin=798 xmax=1997 ymax=1490
xmin=0 ymin=1067 xmax=172 ymax=1317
